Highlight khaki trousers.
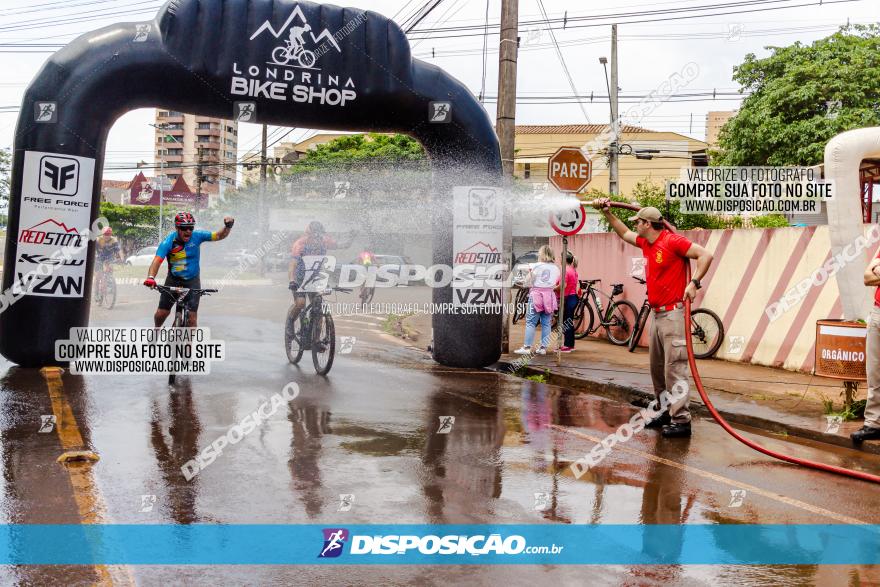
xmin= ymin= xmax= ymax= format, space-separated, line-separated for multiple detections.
xmin=649 ymin=307 xmax=692 ymax=423
xmin=865 ymin=307 xmax=880 ymax=428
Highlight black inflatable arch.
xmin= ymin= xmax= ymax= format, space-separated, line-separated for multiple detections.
xmin=2 ymin=0 xmax=502 ymax=368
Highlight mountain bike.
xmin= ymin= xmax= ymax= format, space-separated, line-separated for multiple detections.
xmin=94 ymin=262 xmax=117 ymax=309
xmin=152 ymin=284 xmax=217 ymax=385
xmin=285 ymin=259 xmax=352 ymax=375
xmin=571 ymin=279 xmax=638 ymax=345
xmin=272 ymin=39 xmax=316 ymax=68
xmin=627 ymin=276 xmax=724 ymax=359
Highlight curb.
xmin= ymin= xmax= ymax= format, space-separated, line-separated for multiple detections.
xmin=489 ymin=361 xmax=880 ymax=457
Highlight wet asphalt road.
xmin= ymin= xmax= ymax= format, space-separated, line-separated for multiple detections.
xmin=1 ymin=282 xmax=879 ymax=585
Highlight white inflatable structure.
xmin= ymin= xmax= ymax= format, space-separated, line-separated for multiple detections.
xmin=825 ymin=127 xmax=880 ymax=319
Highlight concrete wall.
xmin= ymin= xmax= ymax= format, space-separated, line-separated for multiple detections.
xmin=551 ymin=225 xmax=879 ymax=373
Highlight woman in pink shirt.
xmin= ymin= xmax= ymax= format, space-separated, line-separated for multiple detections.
xmin=557 ymin=251 xmax=579 ymax=353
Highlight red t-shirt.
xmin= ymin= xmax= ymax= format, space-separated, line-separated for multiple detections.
xmin=874 ymin=250 xmax=880 ymax=307
xmin=636 ymin=230 xmax=693 ymax=308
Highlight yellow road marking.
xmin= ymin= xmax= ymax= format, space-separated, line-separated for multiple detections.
xmin=40 ymin=367 xmax=135 ymax=586
xmin=551 ymin=424 xmax=866 ymax=525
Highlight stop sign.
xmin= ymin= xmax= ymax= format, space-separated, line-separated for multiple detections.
xmin=548 ymin=147 xmax=592 ymax=193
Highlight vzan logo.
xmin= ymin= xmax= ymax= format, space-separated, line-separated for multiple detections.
xmin=39 ymin=156 xmax=79 ymax=196
xmin=231 ymin=5 xmax=359 ymax=107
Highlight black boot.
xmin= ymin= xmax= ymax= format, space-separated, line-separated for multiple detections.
xmin=644 ymin=411 xmax=671 ymax=429
xmin=661 ymin=422 xmax=692 ymax=438
xmin=851 ymin=426 xmax=880 ymax=443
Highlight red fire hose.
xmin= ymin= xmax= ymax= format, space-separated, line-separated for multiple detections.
xmin=593 ymin=200 xmax=880 ymax=484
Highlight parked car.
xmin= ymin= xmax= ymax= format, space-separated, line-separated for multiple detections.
xmin=124 ymin=246 xmax=158 ymax=266
xmin=264 ymin=250 xmax=289 ymax=273
xmin=222 ymin=248 xmax=260 ymax=267
xmin=512 ymin=250 xmax=539 ymax=286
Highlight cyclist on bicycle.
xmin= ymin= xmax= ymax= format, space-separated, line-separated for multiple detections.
xmin=288 ymin=23 xmax=311 ymax=55
xmin=95 ymin=227 xmax=122 ymax=274
xmin=288 ymin=221 xmax=355 ymax=326
xmin=143 ymin=212 xmax=234 ymax=327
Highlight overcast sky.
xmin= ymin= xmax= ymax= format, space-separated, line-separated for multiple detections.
xmin=0 ymin=0 xmax=876 ymax=180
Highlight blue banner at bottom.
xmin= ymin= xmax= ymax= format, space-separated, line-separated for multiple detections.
xmin=0 ymin=524 xmax=878 ymax=565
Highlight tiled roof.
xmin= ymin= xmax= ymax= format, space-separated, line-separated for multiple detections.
xmin=515 ymin=124 xmax=652 ymax=134
xmin=101 ymin=179 xmax=132 ymax=189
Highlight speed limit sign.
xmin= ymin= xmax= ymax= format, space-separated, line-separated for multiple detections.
xmin=549 ymin=201 xmax=587 ymax=236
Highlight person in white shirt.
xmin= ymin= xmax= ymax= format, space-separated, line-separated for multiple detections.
xmin=515 ymin=245 xmax=560 ymax=355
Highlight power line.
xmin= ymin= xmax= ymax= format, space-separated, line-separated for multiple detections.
xmin=536 ymin=0 xmax=590 ymax=123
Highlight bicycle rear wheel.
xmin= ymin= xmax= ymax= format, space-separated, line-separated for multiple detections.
xmin=359 ymin=286 xmax=375 ymax=304
xmin=512 ymin=288 xmax=529 ymax=324
xmin=605 ymin=300 xmax=638 ymax=345
xmin=285 ymin=306 xmax=305 ymax=364
xmin=690 ymin=308 xmax=724 ymax=359
xmin=312 ymin=313 xmax=336 ymax=375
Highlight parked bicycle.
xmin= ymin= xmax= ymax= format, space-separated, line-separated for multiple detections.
xmin=152 ymin=284 xmax=217 ymax=385
xmin=571 ymin=279 xmax=638 ymax=345
xmin=94 ymin=262 xmax=118 ymax=309
xmin=627 ymin=276 xmax=724 ymax=359
xmin=285 ymin=259 xmax=351 ymax=375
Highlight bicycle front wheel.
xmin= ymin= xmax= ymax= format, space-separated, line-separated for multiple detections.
xmin=168 ymin=312 xmax=183 ymax=385
xmin=285 ymin=306 xmax=305 ymax=365
xmin=628 ymin=304 xmax=650 ymax=352
xmin=574 ymin=300 xmax=594 ymax=340
xmin=102 ymin=276 xmax=117 ymax=309
xmin=606 ymin=300 xmax=638 ymax=345
xmin=312 ymin=313 xmax=336 ymax=375
xmin=359 ymin=286 xmax=375 ymax=305
xmin=690 ymin=308 xmax=724 ymax=359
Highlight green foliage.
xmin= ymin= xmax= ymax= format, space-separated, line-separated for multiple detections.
xmin=0 ymin=148 xmax=10 ymax=210
xmin=524 ymin=371 xmax=549 ymax=383
xmin=285 ymin=133 xmax=426 ymax=175
xmin=595 ymin=180 xmax=789 ymax=230
xmin=716 ymin=24 xmax=880 ymax=166
xmin=98 ymin=202 xmax=176 ymax=254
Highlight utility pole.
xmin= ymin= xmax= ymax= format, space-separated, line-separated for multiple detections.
xmin=259 ymin=123 xmax=268 ymax=275
xmin=496 ymin=0 xmax=518 ymax=177
xmin=496 ymin=0 xmax=518 ymax=354
xmin=196 ymin=147 xmax=204 ymax=201
xmin=609 ymin=24 xmax=619 ymax=196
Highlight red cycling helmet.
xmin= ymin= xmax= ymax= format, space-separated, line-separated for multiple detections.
xmin=174 ymin=212 xmax=195 ymax=228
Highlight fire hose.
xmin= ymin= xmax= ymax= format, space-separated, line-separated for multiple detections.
xmin=587 ymin=200 xmax=880 ymax=484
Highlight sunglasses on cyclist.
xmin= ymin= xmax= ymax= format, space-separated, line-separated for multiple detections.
xmin=178 ymin=226 xmax=194 ymax=232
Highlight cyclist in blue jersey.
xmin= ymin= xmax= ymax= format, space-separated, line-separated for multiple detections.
xmin=143 ymin=211 xmax=234 ymax=327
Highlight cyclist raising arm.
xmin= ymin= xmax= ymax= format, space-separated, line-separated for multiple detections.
xmin=143 ymin=212 xmax=234 ymax=327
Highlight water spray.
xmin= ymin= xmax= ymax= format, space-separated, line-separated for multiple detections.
xmin=585 ymin=199 xmax=880 ymax=484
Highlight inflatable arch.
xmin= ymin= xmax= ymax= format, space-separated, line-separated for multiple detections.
xmin=1 ymin=0 xmax=503 ymax=368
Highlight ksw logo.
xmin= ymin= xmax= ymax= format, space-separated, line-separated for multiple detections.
xmin=318 ymin=528 xmax=349 ymax=558
xmin=39 ymin=156 xmax=79 ymax=196
xmin=18 ymin=253 xmax=84 ymax=267
xmin=250 ymin=4 xmax=341 ymax=70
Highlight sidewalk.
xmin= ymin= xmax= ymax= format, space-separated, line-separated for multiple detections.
xmin=496 ymin=322 xmax=880 ymax=456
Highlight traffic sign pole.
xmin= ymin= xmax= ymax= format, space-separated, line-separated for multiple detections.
xmin=557 ymin=236 xmax=568 ymax=365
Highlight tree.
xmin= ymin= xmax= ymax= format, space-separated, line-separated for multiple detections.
xmin=99 ymin=202 xmax=176 ymax=255
xmin=285 ymin=133 xmax=426 ymax=174
xmin=715 ymin=24 xmax=880 ymax=166
xmin=0 ymin=148 xmax=10 ymax=225
xmin=595 ymin=180 xmax=787 ymax=231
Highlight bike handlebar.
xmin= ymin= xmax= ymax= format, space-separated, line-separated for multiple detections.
xmin=152 ymin=284 xmax=218 ymax=297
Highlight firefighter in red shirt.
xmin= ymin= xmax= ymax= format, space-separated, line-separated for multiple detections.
xmin=854 ymin=254 xmax=880 ymax=443
xmin=593 ymin=200 xmax=714 ymax=437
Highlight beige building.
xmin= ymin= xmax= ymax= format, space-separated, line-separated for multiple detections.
xmin=240 ymin=132 xmax=353 ymax=186
xmin=705 ymin=110 xmax=737 ymax=148
xmin=154 ymin=110 xmax=238 ymax=195
xmin=513 ymin=124 xmax=708 ymax=197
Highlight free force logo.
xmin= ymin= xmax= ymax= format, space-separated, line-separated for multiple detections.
xmin=318 ymin=528 xmax=349 ymax=558
xmin=39 ymin=156 xmax=79 ymax=197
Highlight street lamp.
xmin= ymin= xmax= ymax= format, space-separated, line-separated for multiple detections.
xmin=148 ymin=122 xmax=181 ymax=238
